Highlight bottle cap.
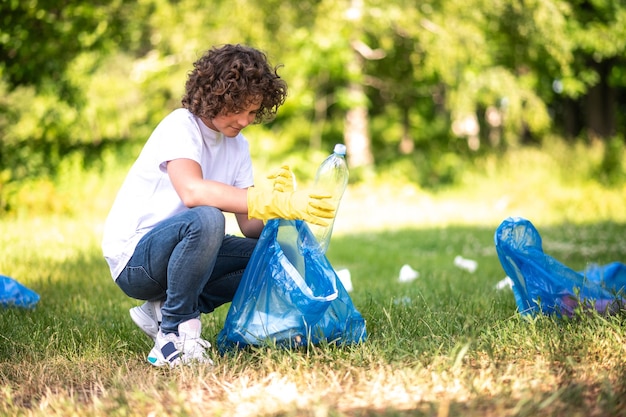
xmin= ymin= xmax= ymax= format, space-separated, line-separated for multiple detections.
xmin=333 ymin=144 xmax=347 ymax=155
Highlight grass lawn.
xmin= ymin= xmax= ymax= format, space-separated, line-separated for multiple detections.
xmin=1 ymin=146 xmax=626 ymax=416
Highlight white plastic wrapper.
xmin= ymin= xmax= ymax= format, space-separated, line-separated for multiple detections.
xmin=454 ymin=255 xmax=478 ymax=273
xmin=398 ymin=264 xmax=419 ymax=282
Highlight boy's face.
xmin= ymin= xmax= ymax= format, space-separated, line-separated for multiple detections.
xmin=202 ymin=100 xmax=261 ymax=137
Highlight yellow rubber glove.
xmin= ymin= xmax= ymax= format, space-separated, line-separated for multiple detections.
xmin=247 ymin=187 xmax=336 ymax=226
xmin=266 ymin=165 xmax=296 ymax=192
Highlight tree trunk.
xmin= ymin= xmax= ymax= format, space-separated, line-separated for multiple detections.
xmin=585 ymin=59 xmax=616 ymax=139
xmin=344 ymin=83 xmax=374 ymax=168
xmin=343 ymin=0 xmax=375 ymax=169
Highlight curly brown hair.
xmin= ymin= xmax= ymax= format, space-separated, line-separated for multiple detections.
xmin=181 ymin=44 xmax=288 ymax=124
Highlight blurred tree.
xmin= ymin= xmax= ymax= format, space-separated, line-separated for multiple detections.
xmin=0 ymin=0 xmax=147 ymax=99
xmin=0 ymin=0 xmax=154 ymax=185
xmin=561 ymin=0 xmax=626 ymax=139
xmin=1 ymin=0 xmax=625 ymax=206
xmin=342 ymin=0 xmax=376 ymax=171
xmin=264 ymin=0 xmax=377 ymax=169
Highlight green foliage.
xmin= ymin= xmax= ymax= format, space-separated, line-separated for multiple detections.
xmin=0 ymin=80 xmax=80 ymax=180
xmin=0 ymin=139 xmax=139 ymax=216
xmin=570 ymin=0 xmax=626 ymax=59
xmin=597 ymin=135 xmax=626 ymax=185
xmin=0 ymin=0 xmax=145 ymax=94
xmin=1 ymin=0 xmax=626 ymax=212
xmin=0 ymin=0 xmax=156 ymax=195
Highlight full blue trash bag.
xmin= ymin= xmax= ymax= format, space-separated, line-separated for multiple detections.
xmin=0 ymin=274 xmax=40 ymax=309
xmin=217 ymin=219 xmax=367 ymax=351
xmin=495 ymin=217 xmax=626 ymax=316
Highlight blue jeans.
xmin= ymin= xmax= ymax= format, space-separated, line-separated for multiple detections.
xmin=115 ymin=206 xmax=258 ymax=334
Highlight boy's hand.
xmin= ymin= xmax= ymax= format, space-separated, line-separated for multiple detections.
xmin=267 ymin=165 xmax=296 ymax=192
xmin=247 ymin=187 xmax=335 ymax=226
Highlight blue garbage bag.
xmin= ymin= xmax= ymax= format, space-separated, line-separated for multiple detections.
xmin=217 ymin=219 xmax=367 ymax=351
xmin=495 ymin=217 xmax=626 ymax=316
xmin=0 ymin=274 xmax=40 ymax=309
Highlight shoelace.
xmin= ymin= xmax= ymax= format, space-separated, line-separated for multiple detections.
xmin=177 ymin=336 xmax=211 ymax=361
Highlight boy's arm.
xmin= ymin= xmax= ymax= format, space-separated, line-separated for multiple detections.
xmin=167 ymin=158 xmax=249 ymax=213
xmin=234 ymin=213 xmax=264 ymax=238
xmin=167 ymin=158 xmax=335 ymax=226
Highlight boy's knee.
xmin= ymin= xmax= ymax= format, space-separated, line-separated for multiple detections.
xmin=191 ymin=206 xmax=226 ymax=234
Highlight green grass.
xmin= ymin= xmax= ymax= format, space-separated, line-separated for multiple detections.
xmin=1 ymin=143 xmax=626 ymax=416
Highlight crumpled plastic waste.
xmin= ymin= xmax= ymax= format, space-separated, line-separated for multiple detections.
xmin=495 ymin=216 xmax=626 ymax=317
xmin=336 ymin=268 xmax=353 ymax=292
xmin=1 ymin=275 xmax=40 ymax=309
xmin=454 ymin=256 xmax=478 ymax=273
xmin=398 ymin=264 xmax=419 ymax=282
xmin=495 ymin=277 xmax=513 ymax=291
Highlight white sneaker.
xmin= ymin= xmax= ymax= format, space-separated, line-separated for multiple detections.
xmin=130 ymin=300 xmax=163 ymax=341
xmin=147 ymin=318 xmax=213 ymax=367
xmin=147 ymin=330 xmax=182 ymax=367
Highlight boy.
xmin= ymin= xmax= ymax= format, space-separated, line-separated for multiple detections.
xmin=102 ymin=44 xmax=334 ymax=367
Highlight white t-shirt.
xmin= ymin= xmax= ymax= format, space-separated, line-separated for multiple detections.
xmin=102 ymin=108 xmax=254 ymax=280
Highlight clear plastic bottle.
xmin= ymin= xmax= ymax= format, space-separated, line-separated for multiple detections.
xmin=307 ymin=144 xmax=349 ymax=254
